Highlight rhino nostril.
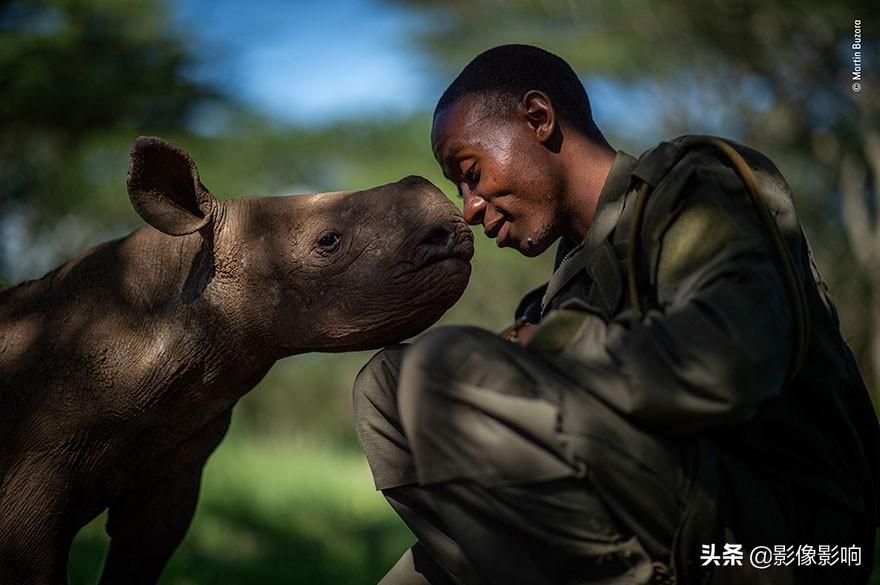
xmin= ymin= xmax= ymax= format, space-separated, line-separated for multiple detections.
xmin=419 ymin=225 xmax=453 ymax=248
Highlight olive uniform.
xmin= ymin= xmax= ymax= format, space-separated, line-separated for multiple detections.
xmin=352 ymin=137 xmax=880 ymax=585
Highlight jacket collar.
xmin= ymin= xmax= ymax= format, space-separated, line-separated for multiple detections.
xmin=542 ymin=150 xmax=638 ymax=312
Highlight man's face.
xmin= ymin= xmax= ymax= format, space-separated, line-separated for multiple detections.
xmin=431 ymin=95 xmax=565 ymax=257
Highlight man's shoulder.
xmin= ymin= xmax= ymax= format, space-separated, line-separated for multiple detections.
xmin=632 ymin=134 xmax=785 ymax=196
xmin=625 ymin=135 xmax=805 ymax=291
xmin=629 ymin=135 xmax=796 ymax=228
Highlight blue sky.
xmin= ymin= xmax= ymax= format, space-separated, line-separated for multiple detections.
xmin=173 ymin=0 xmax=436 ymax=125
xmin=170 ymin=0 xmax=720 ymax=142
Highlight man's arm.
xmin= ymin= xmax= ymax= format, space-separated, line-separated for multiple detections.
xmin=553 ymin=161 xmax=799 ymax=436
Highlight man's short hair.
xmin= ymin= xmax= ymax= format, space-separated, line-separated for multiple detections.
xmin=434 ymin=44 xmax=605 ymax=143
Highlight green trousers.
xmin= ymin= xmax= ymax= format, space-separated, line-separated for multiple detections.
xmin=352 ymin=325 xmax=765 ymax=585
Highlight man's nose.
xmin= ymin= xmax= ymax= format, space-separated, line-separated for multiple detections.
xmin=462 ymin=193 xmax=487 ymax=225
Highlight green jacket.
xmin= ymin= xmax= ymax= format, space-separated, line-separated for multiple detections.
xmin=520 ymin=136 xmax=880 ymax=581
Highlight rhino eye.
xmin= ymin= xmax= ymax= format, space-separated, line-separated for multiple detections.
xmin=316 ymin=230 xmax=342 ymax=252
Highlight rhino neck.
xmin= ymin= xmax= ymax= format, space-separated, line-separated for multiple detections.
xmin=204 ymin=196 xmax=313 ymax=362
xmin=165 ymin=200 xmax=284 ymax=376
xmin=107 ymin=220 xmax=279 ymax=409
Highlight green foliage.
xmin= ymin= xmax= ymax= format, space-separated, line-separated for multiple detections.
xmin=0 ymin=0 xmax=206 ymax=139
xmin=0 ymin=0 xmax=216 ymax=251
xmin=68 ymin=434 xmax=415 ymax=584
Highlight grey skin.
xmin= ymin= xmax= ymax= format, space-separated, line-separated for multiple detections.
xmin=0 ymin=137 xmax=474 ymax=585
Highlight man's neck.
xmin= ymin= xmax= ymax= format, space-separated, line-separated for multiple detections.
xmin=559 ymin=136 xmax=616 ymax=243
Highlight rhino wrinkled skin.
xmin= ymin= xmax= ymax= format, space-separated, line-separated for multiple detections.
xmin=0 ymin=137 xmax=474 ymax=584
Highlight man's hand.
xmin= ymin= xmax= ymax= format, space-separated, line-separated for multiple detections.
xmin=500 ymin=311 xmax=589 ymax=349
xmin=499 ymin=319 xmax=539 ymax=346
xmin=514 ymin=323 xmax=539 ymax=346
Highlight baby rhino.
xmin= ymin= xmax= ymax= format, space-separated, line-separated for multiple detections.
xmin=0 ymin=137 xmax=474 ymax=584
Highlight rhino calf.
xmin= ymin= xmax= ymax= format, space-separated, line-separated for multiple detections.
xmin=0 ymin=137 xmax=473 ymax=584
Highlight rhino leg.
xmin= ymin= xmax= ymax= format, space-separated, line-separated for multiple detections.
xmin=0 ymin=460 xmax=74 ymax=585
xmin=98 ymin=411 xmax=231 ymax=585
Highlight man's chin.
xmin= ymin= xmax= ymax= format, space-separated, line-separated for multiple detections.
xmin=501 ymin=224 xmax=554 ymax=256
xmin=513 ymin=237 xmax=552 ymax=257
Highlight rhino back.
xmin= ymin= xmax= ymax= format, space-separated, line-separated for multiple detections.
xmin=0 ymin=227 xmax=240 ymax=453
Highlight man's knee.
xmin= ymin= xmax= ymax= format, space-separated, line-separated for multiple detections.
xmin=396 ymin=326 xmax=487 ymax=439
xmin=353 ymin=345 xmax=422 ymax=489
xmin=352 ymin=345 xmax=407 ymax=428
xmin=397 ymin=327 xmax=575 ymax=485
xmin=399 ymin=326 xmax=485 ymax=387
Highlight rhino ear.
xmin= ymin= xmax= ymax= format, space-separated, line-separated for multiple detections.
xmin=127 ymin=136 xmax=215 ymax=236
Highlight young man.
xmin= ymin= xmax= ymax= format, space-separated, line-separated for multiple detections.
xmin=353 ymin=44 xmax=880 ymax=585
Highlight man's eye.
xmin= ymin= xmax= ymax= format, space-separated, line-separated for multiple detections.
xmin=463 ymin=163 xmax=480 ymax=185
xmin=456 ymin=163 xmax=479 ymax=198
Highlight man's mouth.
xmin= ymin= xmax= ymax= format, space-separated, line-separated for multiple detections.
xmin=496 ymin=221 xmax=511 ymax=247
xmin=484 ymin=216 xmax=513 ymax=247
xmin=484 ymin=217 xmax=505 ymax=239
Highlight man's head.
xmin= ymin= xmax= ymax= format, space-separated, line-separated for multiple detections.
xmin=431 ymin=44 xmax=610 ymax=256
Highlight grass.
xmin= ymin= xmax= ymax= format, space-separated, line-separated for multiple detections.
xmin=68 ymin=435 xmax=414 ymax=585
xmin=68 ymin=435 xmax=880 ymax=584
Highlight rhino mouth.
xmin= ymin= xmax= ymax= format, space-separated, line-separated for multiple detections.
xmin=394 ymin=219 xmax=474 ymax=281
xmin=416 ymin=221 xmax=474 ymax=268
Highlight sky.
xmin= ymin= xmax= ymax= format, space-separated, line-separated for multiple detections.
xmin=169 ymin=0 xmax=675 ymax=139
xmin=173 ymin=0 xmax=437 ymax=126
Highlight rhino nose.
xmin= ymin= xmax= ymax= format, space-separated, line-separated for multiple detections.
xmin=417 ymin=224 xmax=454 ymax=249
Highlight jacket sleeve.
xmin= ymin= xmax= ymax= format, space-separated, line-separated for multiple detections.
xmin=556 ymin=160 xmax=799 ymax=436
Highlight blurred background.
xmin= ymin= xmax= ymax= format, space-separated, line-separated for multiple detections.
xmin=1 ymin=0 xmax=878 ymax=582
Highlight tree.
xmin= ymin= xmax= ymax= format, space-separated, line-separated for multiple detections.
xmin=0 ymin=0 xmax=217 ymax=281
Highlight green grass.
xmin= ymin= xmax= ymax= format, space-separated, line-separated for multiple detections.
xmin=69 ymin=435 xmax=880 ymax=584
xmin=68 ymin=436 xmax=414 ymax=585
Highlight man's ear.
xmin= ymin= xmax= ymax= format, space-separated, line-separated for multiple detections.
xmin=520 ymin=90 xmax=556 ymax=143
xmin=127 ymin=136 xmax=215 ymax=236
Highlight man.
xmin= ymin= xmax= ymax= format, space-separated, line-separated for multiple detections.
xmin=353 ymin=44 xmax=880 ymax=585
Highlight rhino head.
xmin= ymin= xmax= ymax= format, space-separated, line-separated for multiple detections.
xmin=127 ymin=136 xmax=474 ymax=357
